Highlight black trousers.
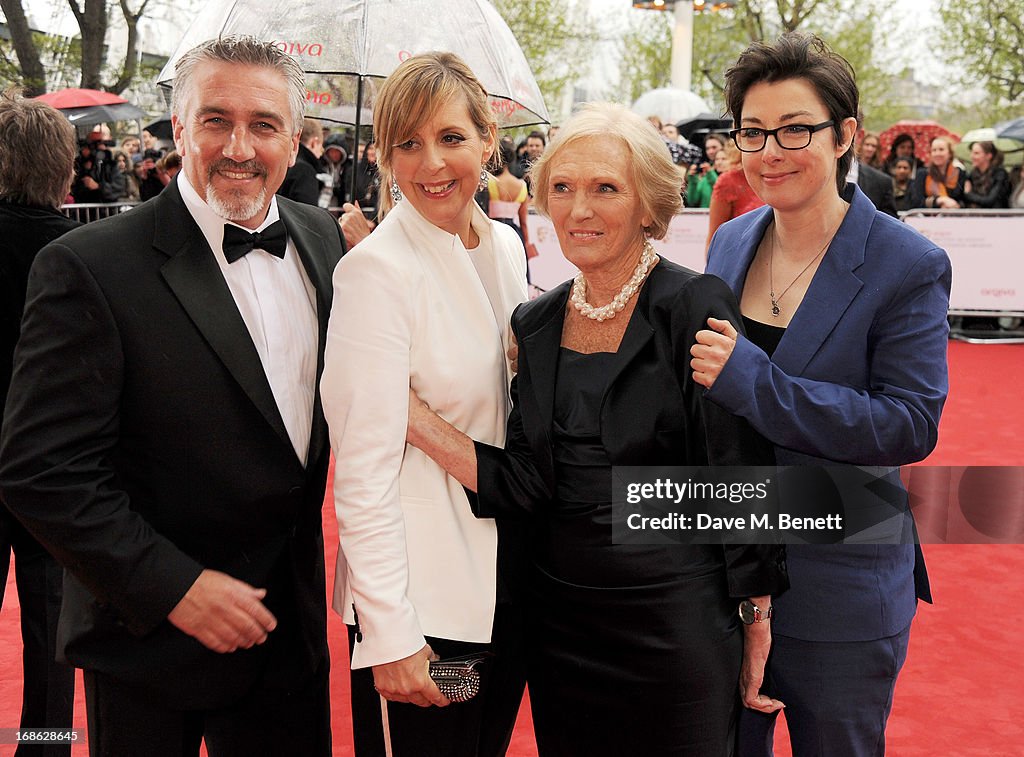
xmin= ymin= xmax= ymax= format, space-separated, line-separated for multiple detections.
xmin=82 ymin=656 xmax=331 ymax=757
xmin=348 ymin=603 xmax=526 ymax=757
xmin=1 ymin=506 xmax=75 ymax=757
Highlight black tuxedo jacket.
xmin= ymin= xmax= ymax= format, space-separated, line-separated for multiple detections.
xmin=0 ymin=181 xmax=345 ymax=707
xmin=471 ymin=260 xmax=788 ymax=600
xmin=856 ymin=161 xmax=897 ymax=217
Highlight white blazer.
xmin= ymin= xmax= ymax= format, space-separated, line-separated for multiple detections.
xmin=321 ymin=199 xmax=528 ymax=669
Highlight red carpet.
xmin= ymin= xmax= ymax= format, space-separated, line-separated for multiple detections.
xmin=2 ymin=341 xmax=1021 ymax=756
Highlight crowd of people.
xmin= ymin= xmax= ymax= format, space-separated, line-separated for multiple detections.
xmin=63 ymin=84 xmax=1024 ymax=230
xmin=0 ymin=25 xmax=996 ymax=757
xmin=681 ymin=124 xmax=1022 ymax=218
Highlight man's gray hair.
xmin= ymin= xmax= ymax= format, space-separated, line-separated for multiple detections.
xmin=171 ymin=35 xmax=307 ymax=133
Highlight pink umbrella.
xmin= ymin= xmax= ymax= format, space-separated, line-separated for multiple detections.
xmin=34 ymin=88 xmax=146 ymax=127
xmin=878 ymin=120 xmax=960 ymax=165
xmin=36 ymin=88 xmax=129 ymax=109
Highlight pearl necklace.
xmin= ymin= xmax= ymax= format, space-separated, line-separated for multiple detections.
xmin=571 ymin=241 xmax=658 ymax=322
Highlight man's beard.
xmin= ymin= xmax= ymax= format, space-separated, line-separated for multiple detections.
xmin=204 ymin=159 xmax=268 ymax=222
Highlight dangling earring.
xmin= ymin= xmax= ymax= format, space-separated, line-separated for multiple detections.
xmin=390 ymin=178 xmax=403 ymax=204
xmin=478 ymin=168 xmax=489 ymax=192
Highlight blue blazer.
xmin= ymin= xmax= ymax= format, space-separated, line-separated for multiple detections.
xmin=705 ymin=185 xmax=951 ymax=641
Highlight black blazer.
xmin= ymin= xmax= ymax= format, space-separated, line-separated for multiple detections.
xmin=964 ymin=166 xmax=1012 ymax=208
xmin=472 ymin=260 xmax=788 ymax=599
xmin=279 ymin=142 xmax=322 ymax=206
xmin=0 ymin=202 xmax=80 ymax=423
xmin=0 ymin=181 xmax=345 ymax=707
xmin=856 ymin=161 xmax=897 ymax=217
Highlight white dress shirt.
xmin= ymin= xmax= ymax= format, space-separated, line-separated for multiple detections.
xmin=178 ymin=172 xmax=318 ymax=465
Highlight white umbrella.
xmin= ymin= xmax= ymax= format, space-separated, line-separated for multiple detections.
xmin=954 ymin=127 xmax=1023 ymax=168
xmin=157 ymin=0 xmax=548 ymax=129
xmin=631 ymin=88 xmax=710 ymax=127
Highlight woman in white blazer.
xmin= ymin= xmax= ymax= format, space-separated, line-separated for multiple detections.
xmin=320 ymin=52 xmax=529 ymax=757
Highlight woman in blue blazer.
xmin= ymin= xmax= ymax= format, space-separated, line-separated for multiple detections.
xmin=692 ymin=34 xmax=951 ymax=756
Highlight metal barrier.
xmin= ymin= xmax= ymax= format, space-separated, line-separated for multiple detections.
xmin=62 ymin=202 xmax=361 ymax=223
xmin=60 ymin=202 xmax=141 ymax=224
xmin=900 ymin=209 xmax=1024 ymax=344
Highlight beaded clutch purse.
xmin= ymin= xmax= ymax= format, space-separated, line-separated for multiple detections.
xmin=427 ymin=652 xmax=492 ymax=703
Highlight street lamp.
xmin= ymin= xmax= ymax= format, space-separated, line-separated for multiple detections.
xmin=632 ymin=0 xmax=737 ymax=91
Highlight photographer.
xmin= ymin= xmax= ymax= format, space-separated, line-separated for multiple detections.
xmin=133 ymin=148 xmax=165 ymax=201
xmin=71 ymin=129 xmax=125 ymax=203
xmin=685 ymin=133 xmax=725 ymax=208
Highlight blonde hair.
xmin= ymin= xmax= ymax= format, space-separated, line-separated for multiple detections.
xmin=530 ymin=102 xmax=681 ymax=240
xmin=372 ymin=51 xmax=496 ymax=217
xmin=930 ymin=136 xmax=957 ymax=164
xmin=720 ymin=141 xmax=741 ymax=168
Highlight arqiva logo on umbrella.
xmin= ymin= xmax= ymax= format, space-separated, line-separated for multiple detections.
xmin=272 ymin=41 xmax=324 ymax=57
xmin=306 ymin=90 xmax=333 ymax=105
xmin=490 ymin=99 xmax=523 ymax=117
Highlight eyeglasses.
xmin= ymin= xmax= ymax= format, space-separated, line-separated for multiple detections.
xmin=729 ymin=120 xmax=835 ymax=153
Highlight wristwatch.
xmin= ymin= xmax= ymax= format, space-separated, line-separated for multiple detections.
xmin=738 ymin=600 xmax=772 ymax=625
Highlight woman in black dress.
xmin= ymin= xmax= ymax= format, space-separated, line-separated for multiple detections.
xmin=406 ymin=102 xmax=787 ymax=755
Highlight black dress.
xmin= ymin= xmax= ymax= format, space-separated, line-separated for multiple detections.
xmin=470 ymin=262 xmax=788 ymax=756
xmin=525 ymin=348 xmax=746 ymax=756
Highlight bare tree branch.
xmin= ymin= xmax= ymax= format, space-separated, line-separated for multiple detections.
xmin=0 ymin=0 xmax=47 ymax=94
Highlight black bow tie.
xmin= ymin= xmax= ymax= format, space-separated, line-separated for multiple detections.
xmin=222 ymin=221 xmax=287 ymax=263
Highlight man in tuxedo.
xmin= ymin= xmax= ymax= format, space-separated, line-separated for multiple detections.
xmin=848 ymin=119 xmax=898 ymax=216
xmin=0 ymin=36 xmax=345 ymax=756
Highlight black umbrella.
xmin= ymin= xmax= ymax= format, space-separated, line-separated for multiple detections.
xmin=994 ymin=116 xmax=1024 ymax=143
xmin=676 ymin=113 xmax=732 ymax=142
xmin=61 ymin=102 xmax=146 ymax=127
xmin=144 ymin=115 xmax=173 ymax=140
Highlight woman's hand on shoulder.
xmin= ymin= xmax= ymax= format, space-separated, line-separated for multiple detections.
xmin=690 ymin=317 xmax=738 ymax=389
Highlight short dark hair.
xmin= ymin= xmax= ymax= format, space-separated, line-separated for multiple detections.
xmin=0 ymin=88 xmax=77 ymax=208
xmin=724 ymin=32 xmax=858 ymax=193
xmin=526 ymin=130 xmax=546 ymax=146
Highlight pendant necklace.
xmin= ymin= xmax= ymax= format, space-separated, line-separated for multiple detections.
xmin=768 ymin=224 xmax=835 ymax=317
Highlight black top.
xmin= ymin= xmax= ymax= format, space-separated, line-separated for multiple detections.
xmin=963 ymin=166 xmax=1012 ymax=209
xmin=552 ymin=348 xmax=615 ymax=471
xmin=742 ymin=315 xmax=786 ymax=358
xmin=545 ymin=345 xmax=732 ymax=588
